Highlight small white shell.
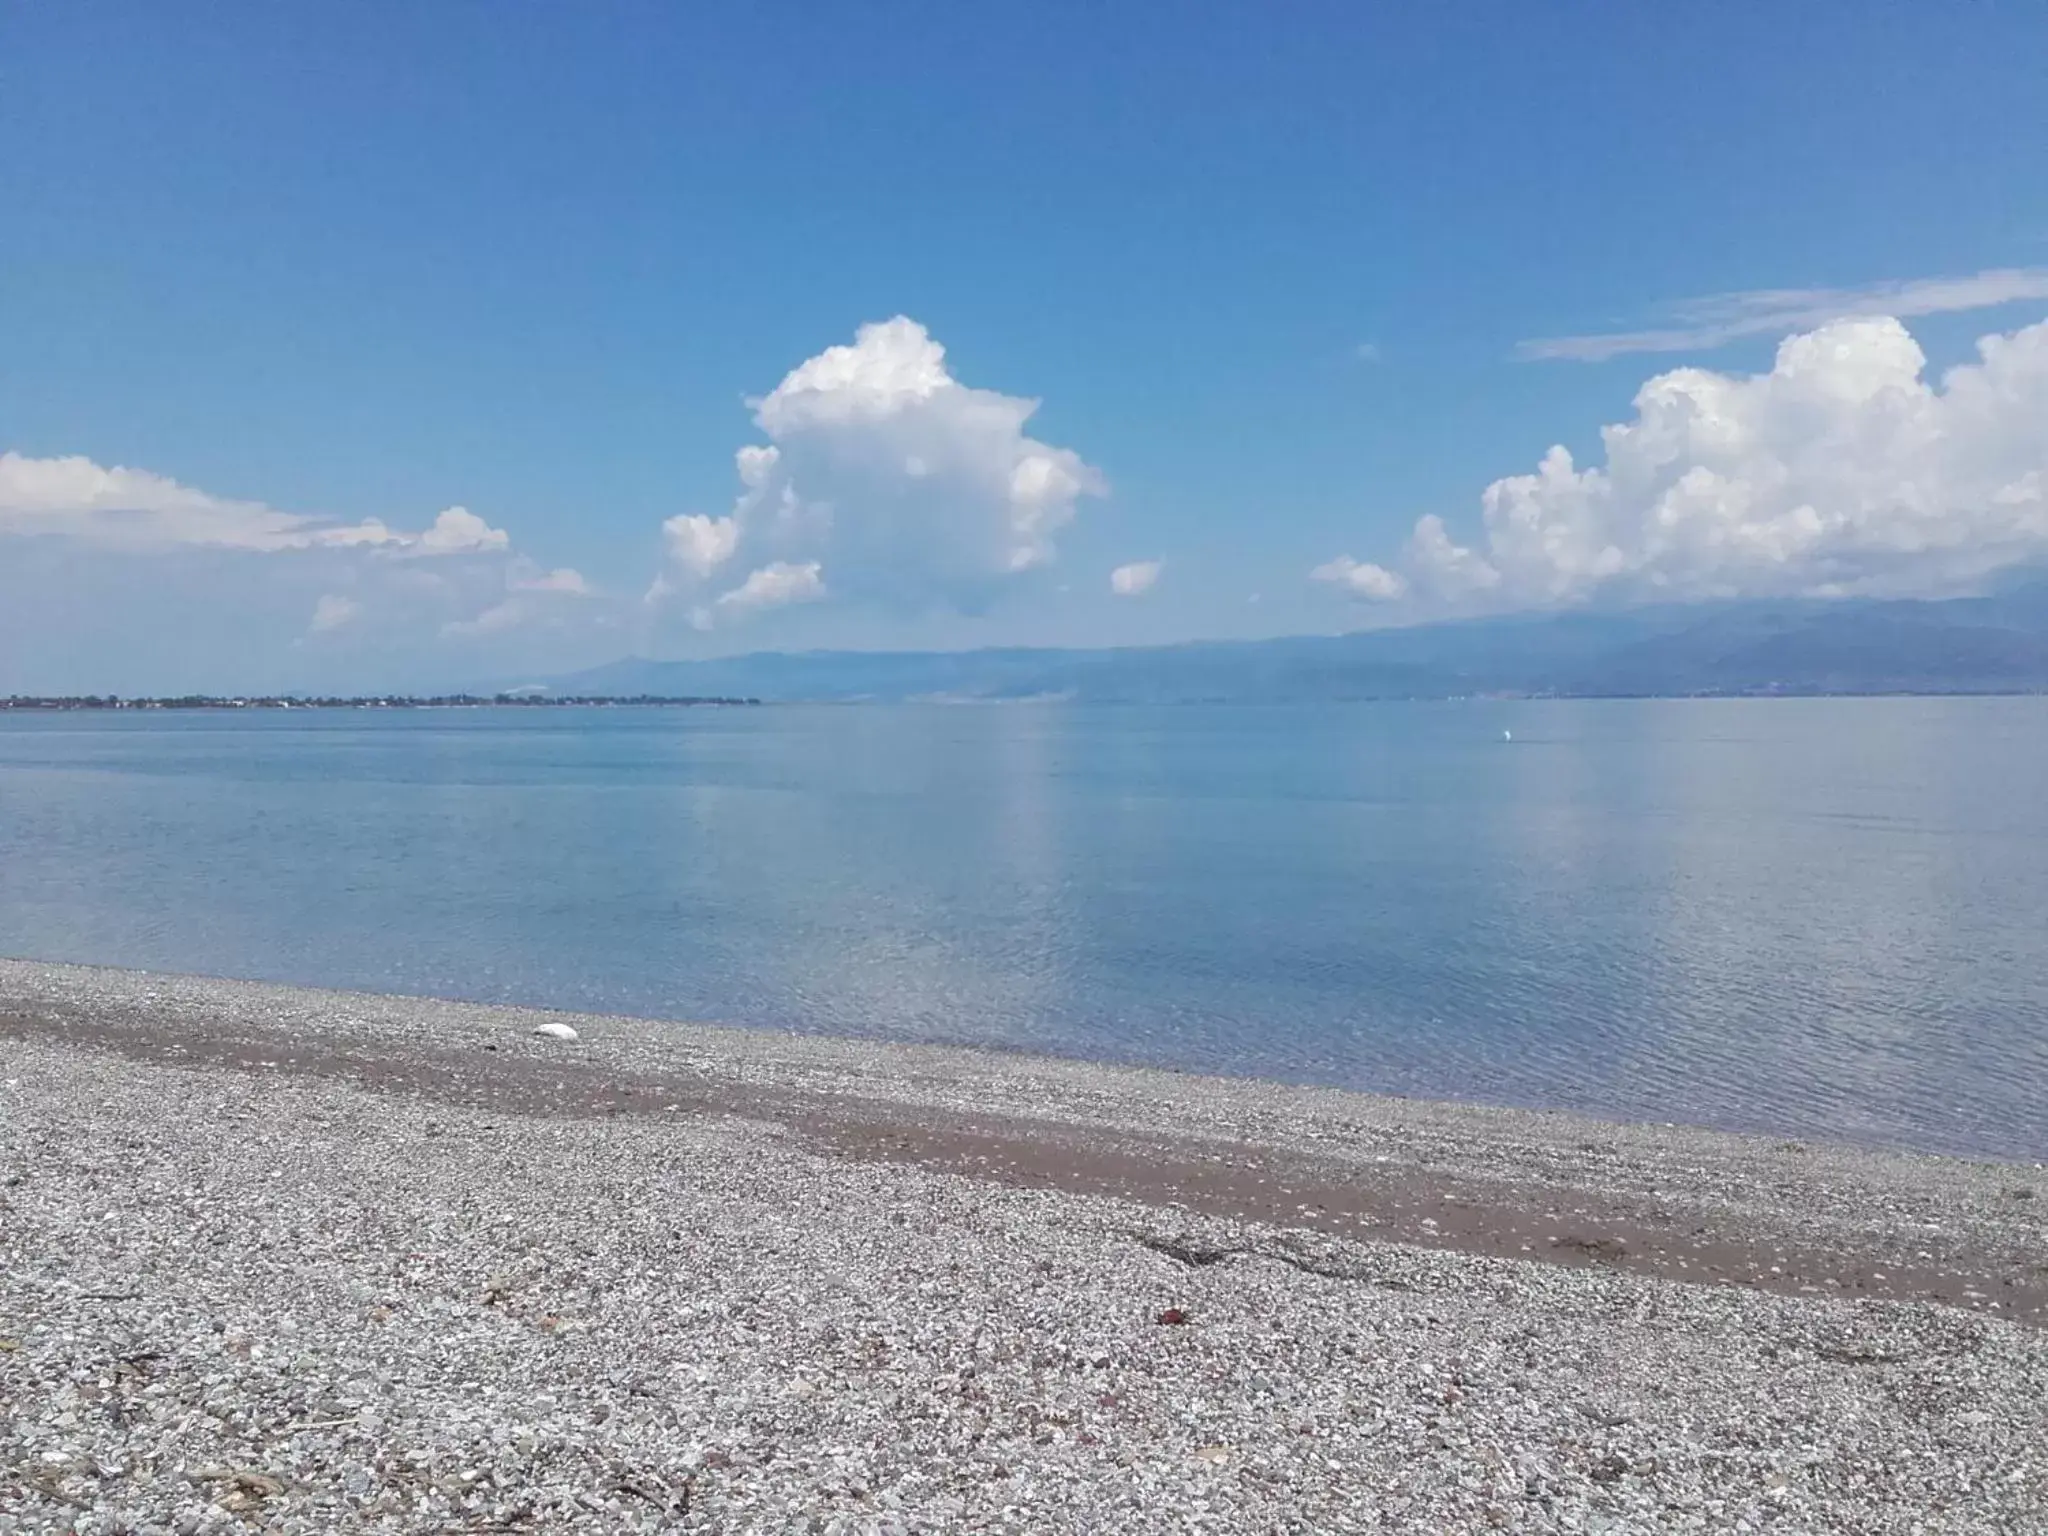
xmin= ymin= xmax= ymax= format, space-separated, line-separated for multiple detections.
xmin=530 ymin=1021 xmax=580 ymax=1042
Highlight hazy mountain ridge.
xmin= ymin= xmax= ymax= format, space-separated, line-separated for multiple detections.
xmin=543 ymin=585 xmax=2048 ymax=703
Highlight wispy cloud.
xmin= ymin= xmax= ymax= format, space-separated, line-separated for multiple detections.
xmin=1519 ymin=266 xmax=2048 ymax=362
xmin=0 ymin=451 xmax=513 ymax=556
xmin=308 ymin=593 xmax=361 ymax=634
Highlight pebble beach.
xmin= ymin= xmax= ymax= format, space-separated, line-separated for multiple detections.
xmin=3 ymin=960 xmax=2045 ymax=1533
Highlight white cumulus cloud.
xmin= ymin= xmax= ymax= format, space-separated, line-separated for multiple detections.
xmin=0 ymin=451 xmax=387 ymax=551
xmin=654 ymin=317 xmax=1105 ymax=625
xmin=1310 ymin=555 xmax=1406 ymax=601
xmin=442 ymin=562 xmax=596 ymax=637
xmin=661 ymin=512 xmax=740 ymax=578
xmin=0 ymin=451 xmax=509 ymax=557
xmin=0 ymin=448 xmax=618 ymax=680
xmin=1321 ymin=314 xmax=2048 ymax=613
xmin=712 ymin=560 xmax=825 ymax=619
xmin=415 ymin=506 xmax=511 ymax=555
xmin=514 ymin=565 xmax=590 ymax=595
xmin=1109 ymin=559 xmax=1162 ymax=596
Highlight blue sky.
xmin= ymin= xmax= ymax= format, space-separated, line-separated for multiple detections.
xmin=4 ymin=1 xmax=2047 ymax=690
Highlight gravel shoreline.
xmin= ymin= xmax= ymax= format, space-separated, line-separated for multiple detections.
xmin=3 ymin=961 xmax=2046 ymax=1532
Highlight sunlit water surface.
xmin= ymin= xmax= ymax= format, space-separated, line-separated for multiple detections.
xmin=3 ymin=699 xmax=2044 ymax=1158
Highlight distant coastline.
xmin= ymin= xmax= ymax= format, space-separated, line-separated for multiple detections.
xmin=0 ymin=693 xmax=761 ymax=711
xmin=535 ymin=583 xmax=2048 ymax=704
xmin=15 ymin=585 xmax=2045 ymax=708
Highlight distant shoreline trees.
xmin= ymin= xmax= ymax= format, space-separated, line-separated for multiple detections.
xmin=0 ymin=694 xmax=762 ymax=711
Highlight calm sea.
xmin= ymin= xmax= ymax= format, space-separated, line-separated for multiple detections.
xmin=2 ymin=699 xmax=2044 ymax=1159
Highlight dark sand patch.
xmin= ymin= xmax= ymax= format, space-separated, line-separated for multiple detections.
xmin=5 ymin=988 xmax=2041 ymax=1326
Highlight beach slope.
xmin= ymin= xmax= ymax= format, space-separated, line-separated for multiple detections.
xmin=2 ymin=961 xmax=2044 ymax=1533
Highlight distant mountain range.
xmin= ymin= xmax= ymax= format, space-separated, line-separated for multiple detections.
xmin=539 ymin=584 xmax=2048 ymax=703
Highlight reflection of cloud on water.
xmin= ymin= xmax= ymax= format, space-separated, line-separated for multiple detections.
xmin=1468 ymin=700 xmax=1657 ymax=1106
xmin=1416 ymin=697 xmax=2048 ymax=1155
xmin=15 ymin=701 xmax=2044 ymax=1159
xmin=1569 ymin=699 xmax=2047 ymax=1152
xmin=644 ymin=706 xmax=1079 ymax=1050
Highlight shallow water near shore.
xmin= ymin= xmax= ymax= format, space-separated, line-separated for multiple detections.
xmin=3 ymin=698 xmax=2045 ymax=1158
